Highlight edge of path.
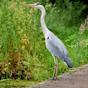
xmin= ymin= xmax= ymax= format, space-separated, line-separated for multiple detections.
xmin=29 ymin=64 xmax=88 ymax=88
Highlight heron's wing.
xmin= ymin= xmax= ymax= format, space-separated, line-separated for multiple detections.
xmin=45 ymin=32 xmax=73 ymax=67
xmin=47 ymin=32 xmax=68 ymax=56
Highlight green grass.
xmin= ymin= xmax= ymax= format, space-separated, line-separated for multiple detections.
xmin=0 ymin=0 xmax=88 ymax=82
xmin=0 ymin=79 xmax=38 ymax=88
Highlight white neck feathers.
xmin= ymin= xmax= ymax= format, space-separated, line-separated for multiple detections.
xmin=39 ymin=5 xmax=49 ymax=34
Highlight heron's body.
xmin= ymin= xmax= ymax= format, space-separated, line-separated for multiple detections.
xmin=45 ymin=30 xmax=72 ymax=68
xmin=45 ymin=31 xmax=67 ymax=58
xmin=28 ymin=3 xmax=73 ymax=80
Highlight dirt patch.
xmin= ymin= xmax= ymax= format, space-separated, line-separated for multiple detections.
xmin=31 ymin=65 xmax=88 ymax=88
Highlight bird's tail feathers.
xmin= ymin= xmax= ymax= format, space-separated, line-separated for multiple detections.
xmin=64 ymin=57 xmax=73 ymax=68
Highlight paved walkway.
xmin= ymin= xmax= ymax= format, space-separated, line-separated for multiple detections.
xmin=31 ymin=65 xmax=88 ymax=88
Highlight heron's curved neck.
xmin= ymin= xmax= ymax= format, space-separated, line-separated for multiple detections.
xmin=40 ymin=8 xmax=48 ymax=34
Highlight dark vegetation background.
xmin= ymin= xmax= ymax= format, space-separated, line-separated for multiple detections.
xmin=0 ymin=0 xmax=88 ymax=81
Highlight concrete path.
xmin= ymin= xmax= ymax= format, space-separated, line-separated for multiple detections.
xmin=31 ymin=65 xmax=88 ymax=88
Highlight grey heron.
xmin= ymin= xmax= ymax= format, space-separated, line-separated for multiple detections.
xmin=28 ymin=2 xmax=73 ymax=80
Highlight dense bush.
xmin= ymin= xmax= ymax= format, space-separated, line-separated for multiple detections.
xmin=0 ymin=0 xmax=88 ymax=81
xmin=0 ymin=0 xmax=45 ymax=80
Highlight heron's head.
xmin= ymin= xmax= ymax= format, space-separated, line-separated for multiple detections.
xmin=28 ymin=2 xmax=45 ymax=13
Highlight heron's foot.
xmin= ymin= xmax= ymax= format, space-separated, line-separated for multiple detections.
xmin=49 ymin=76 xmax=58 ymax=80
xmin=52 ymin=76 xmax=58 ymax=80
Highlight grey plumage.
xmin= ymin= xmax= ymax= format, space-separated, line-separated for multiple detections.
xmin=45 ymin=30 xmax=73 ymax=68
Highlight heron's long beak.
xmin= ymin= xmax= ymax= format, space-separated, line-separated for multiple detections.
xmin=26 ymin=4 xmax=34 ymax=8
xmin=26 ymin=2 xmax=39 ymax=8
xmin=27 ymin=4 xmax=34 ymax=8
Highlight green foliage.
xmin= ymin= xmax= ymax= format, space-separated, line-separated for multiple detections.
xmin=55 ymin=0 xmax=86 ymax=26
xmin=0 ymin=0 xmax=53 ymax=81
xmin=0 ymin=0 xmax=88 ymax=81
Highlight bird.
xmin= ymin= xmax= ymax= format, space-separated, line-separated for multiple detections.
xmin=28 ymin=2 xmax=73 ymax=80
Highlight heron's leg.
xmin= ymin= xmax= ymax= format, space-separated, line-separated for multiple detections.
xmin=52 ymin=55 xmax=58 ymax=80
